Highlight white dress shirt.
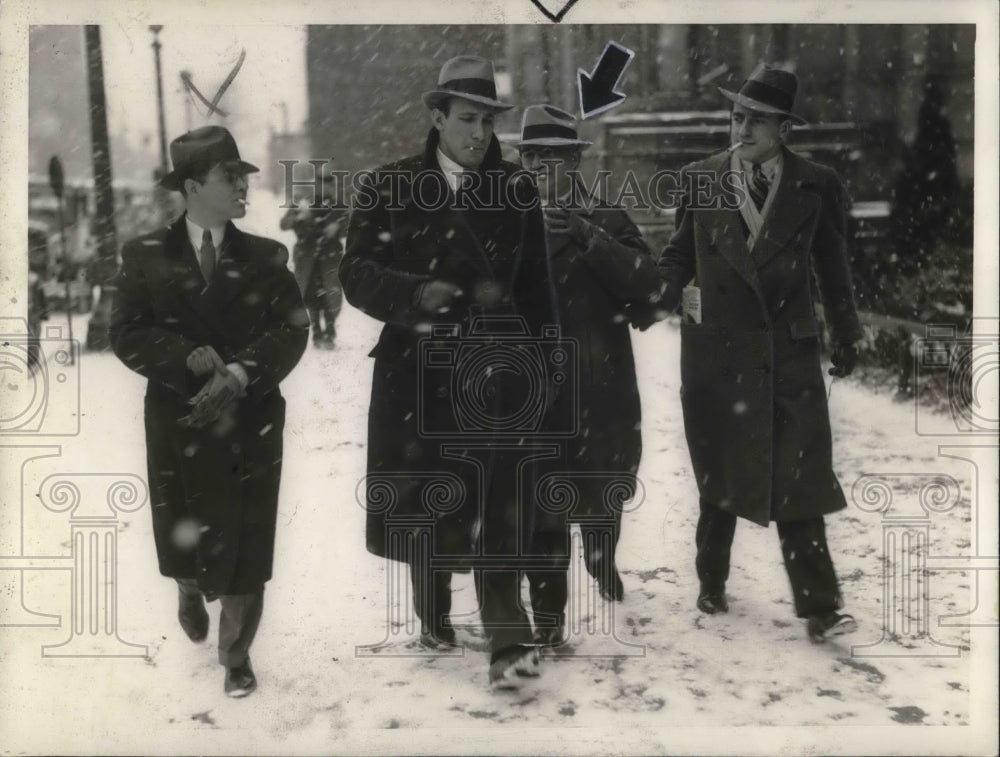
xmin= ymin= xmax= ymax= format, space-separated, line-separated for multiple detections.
xmin=183 ymin=215 xmax=248 ymax=392
xmin=185 ymin=216 xmax=226 ymax=268
xmin=436 ymin=147 xmax=467 ymax=193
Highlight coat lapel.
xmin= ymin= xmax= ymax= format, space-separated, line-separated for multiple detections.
xmin=752 ymin=149 xmax=821 ymax=268
xmin=699 ymin=153 xmax=762 ymax=294
xmin=163 ymin=215 xmax=210 ymax=310
xmin=204 ymin=223 xmax=260 ymax=309
xmin=545 ymin=228 xmax=573 ymax=259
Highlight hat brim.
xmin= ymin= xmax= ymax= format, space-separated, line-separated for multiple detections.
xmin=159 ymin=159 xmax=260 ymax=191
xmin=718 ymin=88 xmax=808 ymax=125
xmin=422 ymin=89 xmax=513 ymax=112
xmin=510 ymin=137 xmax=592 ymax=148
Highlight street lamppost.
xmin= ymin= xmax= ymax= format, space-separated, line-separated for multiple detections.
xmin=83 ymin=25 xmax=118 ymax=352
xmin=150 ymin=26 xmax=168 ymax=176
xmin=149 ymin=25 xmax=174 ymax=227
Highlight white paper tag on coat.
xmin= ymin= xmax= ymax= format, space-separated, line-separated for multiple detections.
xmin=682 ymin=285 xmax=702 ymax=324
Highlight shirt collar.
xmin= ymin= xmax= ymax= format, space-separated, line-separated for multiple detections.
xmin=185 ymin=215 xmax=225 ymax=251
xmin=739 ymin=151 xmax=782 ymax=181
xmin=436 ymin=147 xmax=468 ymax=193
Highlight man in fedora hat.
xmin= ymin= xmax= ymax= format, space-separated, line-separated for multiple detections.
xmin=657 ymin=63 xmax=862 ymax=641
xmin=109 ymin=125 xmax=308 ymax=696
xmin=514 ymin=104 xmax=665 ymax=645
xmin=341 ymin=56 xmax=562 ymax=686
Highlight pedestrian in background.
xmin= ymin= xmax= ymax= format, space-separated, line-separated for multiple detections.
xmin=280 ymin=182 xmax=347 ymax=349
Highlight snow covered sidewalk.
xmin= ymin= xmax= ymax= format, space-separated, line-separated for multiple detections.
xmin=0 ymin=305 xmax=995 ymax=756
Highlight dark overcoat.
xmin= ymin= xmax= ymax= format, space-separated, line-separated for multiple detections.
xmin=340 ymin=129 xmax=560 ymax=567
xmin=109 ymin=215 xmax=308 ymax=594
xmin=658 ymin=148 xmax=862 ymax=526
xmin=537 ymin=200 xmax=663 ymax=538
xmin=281 ymin=206 xmax=346 ymax=307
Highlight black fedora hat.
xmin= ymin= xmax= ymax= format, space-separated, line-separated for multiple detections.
xmin=718 ymin=63 xmax=807 ymax=125
xmin=160 ymin=126 xmax=259 ymax=191
xmin=422 ymin=55 xmax=513 ymax=112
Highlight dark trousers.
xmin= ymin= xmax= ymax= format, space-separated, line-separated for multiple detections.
xmin=305 ymin=263 xmax=342 ymax=339
xmin=406 ymin=556 xmax=452 ymax=636
xmin=177 ymin=578 xmax=264 ymax=666
xmin=408 ymin=558 xmax=538 ymax=651
xmin=524 ymin=526 xmax=572 ymax=634
xmin=474 ymin=568 xmax=534 ymax=654
xmin=695 ymin=498 xmax=842 ymax=618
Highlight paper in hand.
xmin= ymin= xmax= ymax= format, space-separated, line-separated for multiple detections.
xmin=682 ymin=285 xmax=702 ymax=324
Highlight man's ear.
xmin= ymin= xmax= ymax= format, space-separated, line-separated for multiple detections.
xmin=430 ymin=108 xmax=446 ymax=131
xmin=183 ymin=177 xmax=199 ymax=197
xmin=779 ymin=119 xmax=793 ymax=141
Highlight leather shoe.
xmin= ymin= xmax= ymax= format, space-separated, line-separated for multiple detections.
xmin=420 ymin=626 xmax=457 ymax=649
xmin=489 ymin=644 xmax=540 ymax=689
xmin=807 ymin=612 xmax=858 ymax=643
xmin=598 ymin=567 xmax=625 ymax=602
xmin=178 ymin=590 xmax=209 ymax=642
xmin=224 ymin=658 xmax=257 ymax=697
xmin=696 ymin=583 xmax=728 ymax=614
xmin=532 ymin=616 xmax=566 ymax=647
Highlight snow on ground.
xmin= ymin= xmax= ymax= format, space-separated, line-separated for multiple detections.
xmin=1 ymin=194 xmax=995 ymax=754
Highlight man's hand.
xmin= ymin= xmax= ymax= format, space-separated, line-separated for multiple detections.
xmin=416 ymin=280 xmax=464 ymax=314
xmin=323 ymin=217 xmax=344 ymax=240
xmin=179 ymin=369 xmax=242 ymax=429
xmin=186 ymin=345 xmax=228 ymax=376
xmin=543 ymin=206 xmax=596 ymax=249
xmin=828 ymin=342 xmax=858 ymax=378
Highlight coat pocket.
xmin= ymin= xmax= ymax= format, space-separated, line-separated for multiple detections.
xmin=788 ymin=318 xmax=820 ymax=340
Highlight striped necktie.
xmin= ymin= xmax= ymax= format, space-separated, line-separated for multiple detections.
xmin=199 ymin=229 xmax=216 ymax=283
xmin=748 ymin=163 xmax=770 ymax=212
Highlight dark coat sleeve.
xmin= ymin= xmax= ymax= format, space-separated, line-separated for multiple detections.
xmin=234 ymin=243 xmax=309 ymax=402
xmin=581 ymin=209 xmax=663 ymax=301
xmin=812 ymin=168 xmax=863 ymax=346
xmin=339 ymin=170 xmax=433 ymax=328
xmin=656 ymin=166 xmax=697 ymax=314
xmin=108 ymin=238 xmax=199 ymax=397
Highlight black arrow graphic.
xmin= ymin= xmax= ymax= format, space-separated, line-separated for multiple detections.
xmin=530 ymin=0 xmax=580 ymax=22
xmin=577 ymin=41 xmax=635 ymax=119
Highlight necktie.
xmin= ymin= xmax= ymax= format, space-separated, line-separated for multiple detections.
xmin=199 ymin=229 xmax=216 ymax=283
xmin=748 ymin=163 xmax=770 ymax=212
xmin=457 ymin=170 xmax=476 ymax=196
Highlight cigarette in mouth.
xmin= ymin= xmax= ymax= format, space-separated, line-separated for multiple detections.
xmin=727 ymin=141 xmax=744 ymax=153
